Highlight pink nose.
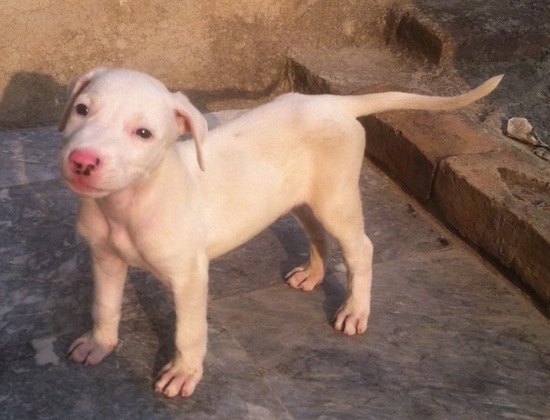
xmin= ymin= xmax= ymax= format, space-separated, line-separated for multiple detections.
xmin=69 ymin=149 xmax=101 ymax=176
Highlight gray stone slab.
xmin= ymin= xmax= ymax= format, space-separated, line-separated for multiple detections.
xmin=210 ymin=250 xmax=550 ymax=419
xmin=1 ymin=316 xmax=290 ymax=419
xmin=0 ymin=127 xmax=60 ymax=188
xmin=2 ymin=125 xmax=549 ymax=419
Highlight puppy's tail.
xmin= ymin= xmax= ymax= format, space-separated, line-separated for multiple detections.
xmin=339 ymin=75 xmax=503 ymax=118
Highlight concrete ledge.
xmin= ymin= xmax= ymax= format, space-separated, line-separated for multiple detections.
xmin=360 ymin=112 xmax=502 ymax=200
xmin=434 ymin=151 xmax=550 ymax=308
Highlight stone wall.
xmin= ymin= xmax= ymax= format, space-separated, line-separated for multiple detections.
xmin=0 ymin=0 xmax=390 ymax=129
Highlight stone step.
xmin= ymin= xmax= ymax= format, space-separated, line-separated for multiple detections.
xmin=435 ymin=151 xmax=550 ymax=306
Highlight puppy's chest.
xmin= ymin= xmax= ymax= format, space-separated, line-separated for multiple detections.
xmin=107 ymin=224 xmax=147 ymax=268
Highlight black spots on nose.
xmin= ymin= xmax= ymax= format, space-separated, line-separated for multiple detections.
xmin=74 ymin=158 xmax=100 ymax=176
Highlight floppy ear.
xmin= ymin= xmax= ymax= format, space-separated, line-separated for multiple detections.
xmin=173 ymin=91 xmax=208 ymax=171
xmin=58 ymin=67 xmax=107 ymax=133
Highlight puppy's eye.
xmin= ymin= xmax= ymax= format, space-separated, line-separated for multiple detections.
xmin=135 ymin=128 xmax=153 ymax=139
xmin=75 ymin=103 xmax=89 ymax=116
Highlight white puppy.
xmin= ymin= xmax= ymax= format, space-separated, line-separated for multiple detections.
xmin=58 ymin=68 xmax=502 ymax=397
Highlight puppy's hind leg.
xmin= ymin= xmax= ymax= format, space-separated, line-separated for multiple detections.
xmin=311 ymin=191 xmax=374 ymax=336
xmin=285 ymin=205 xmax=329 ymax=292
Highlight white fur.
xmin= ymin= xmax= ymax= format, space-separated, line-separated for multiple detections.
xmin=58 ymin=68 xmax=502 ymax=397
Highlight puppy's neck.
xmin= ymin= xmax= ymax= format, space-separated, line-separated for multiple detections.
xmin=94 ymin=148 xmax=189 ymax=225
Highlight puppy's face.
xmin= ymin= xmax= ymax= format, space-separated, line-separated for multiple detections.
xmin=58 ymin=69 xmax=202 ymax=198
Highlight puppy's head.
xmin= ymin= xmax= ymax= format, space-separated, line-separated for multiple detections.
xmin=58 ymin=68 xmax=207 ymax=198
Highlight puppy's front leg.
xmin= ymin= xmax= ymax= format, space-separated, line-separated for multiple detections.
xmin=154 ymin=254 xmax=209 ymax=398
xmin=68 ymin=249 xmax=128 ymax=365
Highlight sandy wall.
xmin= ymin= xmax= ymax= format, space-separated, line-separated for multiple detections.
xmin=0 ymin=0 xmax=390 ymax=129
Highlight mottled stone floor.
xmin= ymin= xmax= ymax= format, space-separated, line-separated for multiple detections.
xmin=1 ymin=121 xmax=549 ymax=419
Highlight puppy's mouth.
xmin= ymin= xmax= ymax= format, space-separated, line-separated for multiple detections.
xmin=64 ymin=176 xmax=108 ymax=198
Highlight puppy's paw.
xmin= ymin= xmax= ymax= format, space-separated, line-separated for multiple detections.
xmin=333 ymin=299 xmax=369 ymax=336
xmin=285 ymin=266 xmax=324 ymax=292
xmin=67 ymin=331 xmax=116 ymax=366
xmin=154 ymin=358 xmax=203 ymax=398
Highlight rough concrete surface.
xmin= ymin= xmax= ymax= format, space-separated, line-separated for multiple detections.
xmin=402 ymin=0 xmax=550 ymax=141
